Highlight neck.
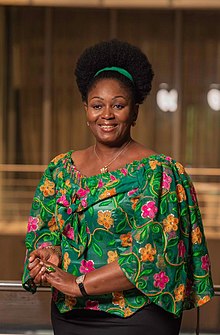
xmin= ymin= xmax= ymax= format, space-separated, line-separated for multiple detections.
xmin=95 ymin=138 xmax=132 ymax=157
xmin=94 ymin=139 xmax=133 ymax=173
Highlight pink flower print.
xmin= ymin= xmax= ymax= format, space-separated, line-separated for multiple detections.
xmin=86 ymin=226 xmax=90 ymax=234
xmin=38 ymin=242 xmax=52 ymax=249
xmin=201 ymin=254 xmax=210 ymax=271
xmin=27 ymin=216 xmax=39 ymax=232
xmin=81 ymin=198 xmax=88 ymax=208
xmin=76 ymin=187 xmax=90 ymax=198
xmin=153 ymin=271 xmax=169 ymax=290
xmin=67 ymin=208 xmax=72 ymax=215
xmin=85 ymin=300 xmax=99 ymax=310
xmin=141 ymin=201 xmax=158 ymax=219
xmin=79 ymin=259 xmax=95 ymax=274
xmin=178 ymin=240 xmax=186 ymax=258
xmin=121 ymin=168 xmax=128 ymax=176
xmin=190 ymin=186 xmax=197 ymax=204
xmin=110 ymin=175 xmax=117 ymax=181
xmin=98 ymin=179 xmax=104 ymax=188
xmin=162 ymin=172 xmax=172 ymax=191
xmin=165 ymin=156 xmax=172 ymax=162
xmin=57 ymin=195 xmax=69 ymax=207
xmin=63 ymin=223 xmax=74 ymax=240
xmin=127 ymin=188 xmax=138 ymax=196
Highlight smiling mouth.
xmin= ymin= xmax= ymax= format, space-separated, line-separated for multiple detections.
xmin=99 ymin=125 xmax=117 ymax=131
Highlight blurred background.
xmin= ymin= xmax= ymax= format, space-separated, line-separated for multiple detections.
xmin=0 ymin=0 xmax=219 ymax=334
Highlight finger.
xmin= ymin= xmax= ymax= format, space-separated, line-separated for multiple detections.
xmin=45 ymin=265 xmax=56 ymax=274
xmin=28 ymin=257 xmax=40 ymax=270
xmin=29 ymin=249 xmax=41 ymax=262
xmin=29 ymin=262 xmax=43 ymax=280
xmin=34 ymin=266 xmax=47 ymax=284
xmin=43 ymin=261 xmax=58 ymax=272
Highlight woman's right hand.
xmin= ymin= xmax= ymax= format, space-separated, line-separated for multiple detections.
xmin=28 ymin=247 xmax=61 ymax=284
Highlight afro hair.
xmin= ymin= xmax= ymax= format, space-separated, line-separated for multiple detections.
xmin=75 ymin=39 xmax=154 ymax=104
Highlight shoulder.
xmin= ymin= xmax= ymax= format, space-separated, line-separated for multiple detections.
xmin=138 ymin=153 xmax=191 ymax=191
xmin=50 ymin=151 xmax=72 ymax=166
xmin=42 ymin=151 xmax=73 ymax=179
xmin=147 ymin=154 xmax=187 ymax=175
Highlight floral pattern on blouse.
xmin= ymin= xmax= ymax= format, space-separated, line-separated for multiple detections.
xmin=22 ymin=151 xmax=214 ymax=317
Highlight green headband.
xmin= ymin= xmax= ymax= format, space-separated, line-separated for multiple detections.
xmin=94 ymin=66 xmax=134 ymax=83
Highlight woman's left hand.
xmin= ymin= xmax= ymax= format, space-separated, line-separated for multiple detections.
xmin=41 ymin=262 xmax=78 ymax=297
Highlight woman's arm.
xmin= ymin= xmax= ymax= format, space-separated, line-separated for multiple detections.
xmin=39 ymin=259 xmax=134 ymax=297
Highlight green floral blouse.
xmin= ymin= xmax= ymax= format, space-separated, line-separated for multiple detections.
xmin=22 ymin=151 xmax=214 ymax=317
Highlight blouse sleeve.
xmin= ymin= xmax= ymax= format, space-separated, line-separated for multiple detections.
xmin=22 ymin=159 xmax=61 ymax=293
xmin=118 ymin=158 xmax=214 ymax=316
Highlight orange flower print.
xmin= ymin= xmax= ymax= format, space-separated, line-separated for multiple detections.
xmin=58 ymin=171 xmax=63 ymax=179
xmin=192 ymin=226 xmax=202 ymax=244
xmin=63 ymin=252 xmax=71 ymax=271
xmin=65 ymin=179 xmax=71 ymax=187
xmin=124 ymin=307 xmax=133 ymax=317
xmin=197 ymin=295 xmax=211 ymax=306
xmin=107 ymin=250 xmax=118 ymax=263
xmin=175 ymin=162 xmax=185 ymax=174
xmin=174 ymin=284 xmax=185 ymax=302
xmin=97 ymin=210 xmax=114 ymax=229
xmin=112 ymin=291 xmax=125 ymax=308
xmin=57 ymin=213 xmax=65 ymax=229
xmin=149 ymin=160 xmax=160 ymax=170
xmin=99 ymin=188 xmax=116 ymax=200
xmin=60 ymin=188 xmax=67 ymax=195
xmin=52 ymin=153 xmax=65 ymax=164
xmin=48 ymin=217 xmax=58 ymax=232
xmin=163 ymin=214 xmax=179 ymax=233
xmin=176 ymin=184 xmax=186 ymax=202
xmin=40 ymin=179 xmax=55 ymax=197
xmin=131 ymin=197 xmax=140 ymax=210
xmin=120 ymin=232 xmax=132 ymax=247
xmin=65 ymin=295 xmax=77 ymax=309
xmin=139 ymin=243 xmax=156 ymax=262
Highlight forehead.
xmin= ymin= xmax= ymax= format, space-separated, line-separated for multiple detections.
xmin=88 ymin=78 xmax=131 ymax=97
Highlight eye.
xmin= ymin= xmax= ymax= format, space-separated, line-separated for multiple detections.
xmin=92 ymin=104 xmax=103 ymax=110
xmin=113 ymin=104 xmax=124 ymax=110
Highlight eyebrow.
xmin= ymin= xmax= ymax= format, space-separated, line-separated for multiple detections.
xmin=90 ymin=95 xmax=127 ymax=101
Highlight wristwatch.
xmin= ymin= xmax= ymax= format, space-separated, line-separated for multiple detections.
xmin=75 ymin=274 xmax=89 ymax=297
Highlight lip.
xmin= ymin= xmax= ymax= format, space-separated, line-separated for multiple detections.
xmin=98 ymin=124 xmax=117 ymax=132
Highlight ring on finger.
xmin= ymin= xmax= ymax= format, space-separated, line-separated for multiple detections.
xmin=45 ymin=265 xmax=56 ymax=273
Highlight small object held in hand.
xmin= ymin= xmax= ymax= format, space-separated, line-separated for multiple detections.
xmin=45 ymin=265 xmax=56 ymax=273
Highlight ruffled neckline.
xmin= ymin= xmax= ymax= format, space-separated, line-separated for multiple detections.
xmin=64 ymin=149 xmax=167 ymax=182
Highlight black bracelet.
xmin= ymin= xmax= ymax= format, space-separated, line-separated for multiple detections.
xmin=78 ymin=282 xmax=89 ymax=297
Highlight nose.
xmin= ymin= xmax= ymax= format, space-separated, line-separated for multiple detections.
xmin=101 ymin=105 xmax=114 ymax=119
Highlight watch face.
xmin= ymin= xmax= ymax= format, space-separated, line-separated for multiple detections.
xmin=76 ymin=275 xmax=85 ymax=284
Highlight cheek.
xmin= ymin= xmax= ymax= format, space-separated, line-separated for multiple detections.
xmin=86 ymin=110 xmax=98 ymax=121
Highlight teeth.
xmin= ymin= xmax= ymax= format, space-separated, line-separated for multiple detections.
xmin=100 ymin=125 xmax=115 ymax=130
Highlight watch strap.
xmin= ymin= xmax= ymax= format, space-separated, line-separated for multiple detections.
xmin=78 ymin=282 xmax=88 ymax=297
xmin=76 ymin=275 xmax=89 ymax=297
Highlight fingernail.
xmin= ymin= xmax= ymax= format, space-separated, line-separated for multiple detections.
xmin=40 ymin=267 xmax=45 ymax=273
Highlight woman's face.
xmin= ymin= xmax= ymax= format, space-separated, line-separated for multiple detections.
xmin=84 ymin=78 xmax=138 ymax=146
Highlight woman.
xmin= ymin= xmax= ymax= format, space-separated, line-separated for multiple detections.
xmin=23 ymin=40 xmax=214 ymax=335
